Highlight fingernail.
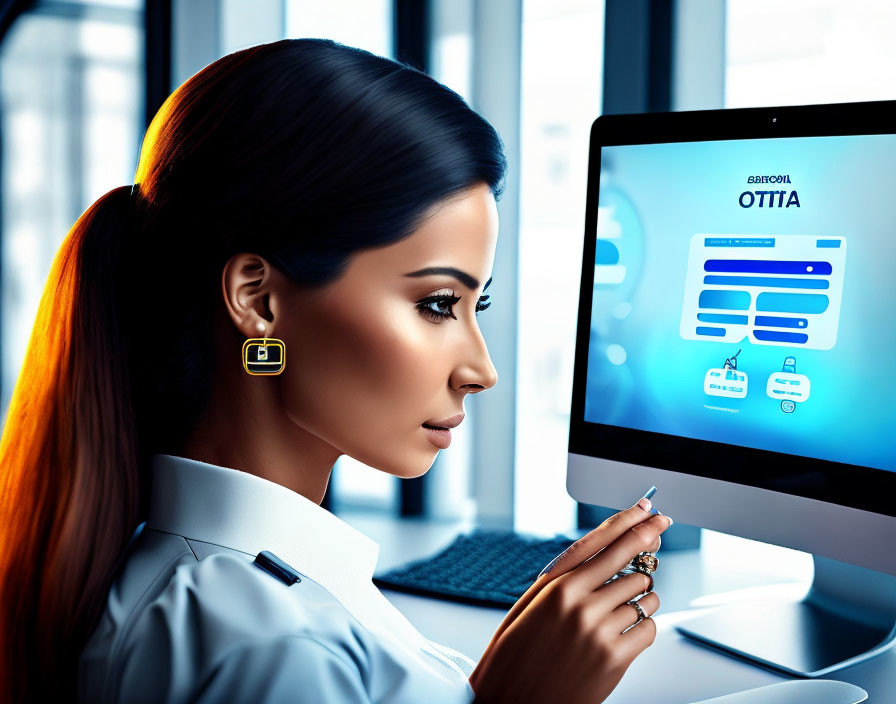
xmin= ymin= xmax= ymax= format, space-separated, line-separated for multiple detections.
xmin=538 ymin=552 xmax=563 ymax=578
xmin=636 ymin=486 xmax=657 ymax=512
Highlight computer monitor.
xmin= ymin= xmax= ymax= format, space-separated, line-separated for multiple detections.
xmin=566 ymin=100 xmax=896 ymax=678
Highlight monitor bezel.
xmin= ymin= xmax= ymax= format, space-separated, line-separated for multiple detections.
xmin=569 ymin=99 xmax=896 ymax=519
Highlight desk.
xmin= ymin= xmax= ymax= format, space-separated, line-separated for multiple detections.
xmin=337 ymin=510 xmax=895 ymax=703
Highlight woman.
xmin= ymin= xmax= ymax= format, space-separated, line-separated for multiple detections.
xmin=0 ymin=38 xmax=671 ymax=703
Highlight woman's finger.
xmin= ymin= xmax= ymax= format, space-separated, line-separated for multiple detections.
xmin=606 ymin=592 xmax=660 ymax=635
xmin=536 ymin=495 xmax=657 ymax=583
xmin=591 ymin=572 xmax=652 ymax=609
xmin=564 ymin=514 xmax=672 ymax=599
xmin=615 ymin=615 xmax=658 ymax=665
xmin=480 ymin=499 xmax=664 ymax=659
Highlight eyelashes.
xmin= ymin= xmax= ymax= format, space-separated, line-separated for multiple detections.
xmin=416 ymin=293 xmax=492 ymax=323
xmin=417 ymin=294 xmax=461 ymax=322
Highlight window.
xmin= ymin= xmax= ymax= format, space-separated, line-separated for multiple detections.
xmin=515 ymin=0 xmax=605 ymax=535
xmin=285 ymin=0 xmax=392 ymax=57
xmin=726 ymin=0 xmax=896 ymax=108
xmin=0 ymin=0 xmax=143 ymax=426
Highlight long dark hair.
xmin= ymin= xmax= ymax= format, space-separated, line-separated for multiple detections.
xmin=0 ymin=37 xmax=506 ymax=702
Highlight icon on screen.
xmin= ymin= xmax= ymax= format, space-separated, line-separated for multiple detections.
xmin=704 ymin=349 xmax=748 ymax=398
xmin=766 ymin=356 xmax=810 ymax=412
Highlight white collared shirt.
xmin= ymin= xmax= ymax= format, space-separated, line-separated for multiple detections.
xmin=78 ymin=454 xmax=478 ymax=703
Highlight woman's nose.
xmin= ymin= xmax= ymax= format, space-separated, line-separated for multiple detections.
xmin=476 ymin=357 xmax=499 ymax=391
xmin=451 ymin=342 xmax=498 ymax=393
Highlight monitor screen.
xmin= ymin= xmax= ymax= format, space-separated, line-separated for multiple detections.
xmin=569 ymin=104 xmax=896 ymax=517
xmin=584 ymin=133 xmax=895 ymax=473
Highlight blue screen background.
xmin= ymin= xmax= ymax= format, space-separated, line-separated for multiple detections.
xmin=584 ymin=134 xmax=896 ymax=472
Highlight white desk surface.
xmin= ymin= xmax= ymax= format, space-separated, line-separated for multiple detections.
xmin=337 ymin=510 xmax=894 ymax=703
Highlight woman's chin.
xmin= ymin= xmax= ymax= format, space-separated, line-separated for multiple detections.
xmin=343 ymin=443 xmax=437 ymax=479
xmin=393 ymin=452 xmax=437 ymax=479
xmin=380 ymin=430 xmax=445 ymax=478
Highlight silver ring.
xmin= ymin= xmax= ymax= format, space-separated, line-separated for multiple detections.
xmin=627 ymin=598 xmax=646 ymax=624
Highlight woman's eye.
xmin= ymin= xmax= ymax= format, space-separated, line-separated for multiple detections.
xmin=416 ymin=293 xmax=492 ymax=322
xmin=417 ymin=295 xmax=461 ymax=322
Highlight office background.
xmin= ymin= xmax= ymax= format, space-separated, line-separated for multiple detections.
xmin=2 ymin=0 xmax=895 ymax=539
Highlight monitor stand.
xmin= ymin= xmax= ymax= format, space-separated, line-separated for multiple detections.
xmin=676 ymin=554 xmax=896 ymax=677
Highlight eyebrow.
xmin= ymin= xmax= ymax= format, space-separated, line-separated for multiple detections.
xmin=404 ymin=267 xmax=493 ymax=292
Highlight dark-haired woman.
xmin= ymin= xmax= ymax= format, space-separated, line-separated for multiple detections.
xmin=0 ymin=38 xmax=671 ymax=703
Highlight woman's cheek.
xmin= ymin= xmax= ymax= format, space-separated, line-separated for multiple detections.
xmin=351 ymin=303 xmax=439 ymax=384
xmin=281 ymin=297 xmax=446 ymax=455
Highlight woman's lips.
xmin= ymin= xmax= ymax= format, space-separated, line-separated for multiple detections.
xmin=424 ymin=413 xmax=465 ymax=429
xmin=421 ymin=425 xmax=451 ymax=449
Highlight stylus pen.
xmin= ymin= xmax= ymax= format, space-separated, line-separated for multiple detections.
xmin=640 ymin=485 xmax=661 ymax=515
xmin=538 ymin=485 xmax=663 ymax=579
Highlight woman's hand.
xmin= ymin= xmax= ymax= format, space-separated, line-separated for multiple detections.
xmin=468 ymin=501 xmax=671 ymax=703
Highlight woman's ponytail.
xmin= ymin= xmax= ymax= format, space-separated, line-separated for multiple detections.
xmin=0 ymin=185 xmax=144 ymax=703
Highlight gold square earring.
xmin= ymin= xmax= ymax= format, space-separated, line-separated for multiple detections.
xmin=243 ymin=322 xmax=286 ymax=375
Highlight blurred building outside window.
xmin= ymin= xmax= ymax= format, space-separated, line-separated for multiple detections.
xmin=514 ymin=0 xmax=604 ymax=536
xmin=0 ymin=0 xmax=143 ymax=428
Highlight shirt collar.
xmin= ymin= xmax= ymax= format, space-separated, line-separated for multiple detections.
xmin=146 ymin=454 xmax=474 ymax=685
xmin=146 ymin=453 xmax=381 ymax=594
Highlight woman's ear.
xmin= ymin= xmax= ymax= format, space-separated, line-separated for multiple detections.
xmin=221 ymin=252 xmax=283 ymax=338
